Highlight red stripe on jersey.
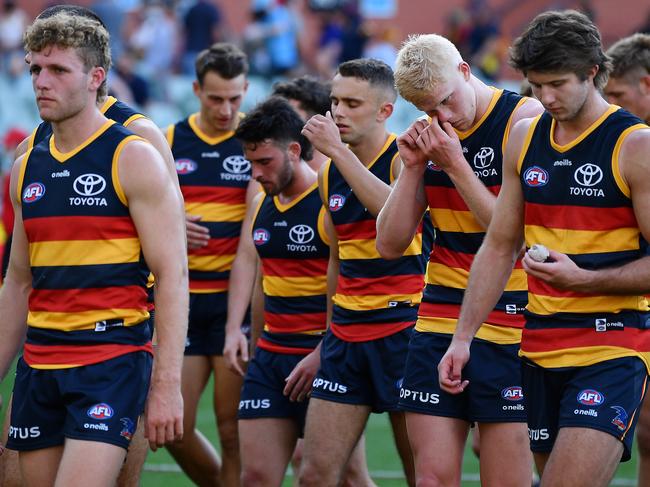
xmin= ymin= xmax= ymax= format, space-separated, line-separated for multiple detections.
xmin=181 ymin=185 xmax=247 ymax=204
xmin=337 ymin=274 xmax=424 ymax=296
xmin=335 ymin=219 xmax=376 ymax=241
xmin=23 ymin=342 xmax=153 ymax=367
xmin=29 ymin=286 xmax=148 ymax=312
xmin=525 ymin=203 xmax=637 ymax=231
xmin=262 ymin=258 xmax=329 ymax=277
xmin=522 ymin=327 xmax=650 ymax=353
xmin=528 ymin=275 xmax=595 ymax=298
xmin=189 ymin=236 xmax=239 ymax=257
xmin=24 ymin=216 xmax=137 ymax=242
xmin=265 ymin=312 xmax=326 ymax=333
xmin=426 ymin=185 xmax=500 ymax=210
xmin=189 ymin=279 xmax=228 ymax=291
xmin=418 ymin=302 xmax=525 ymax=328
xmin=256 ymin=338 xmax=314 ymax=355
xmin=330 ymin=320 xmax=413 ymax=341
xmin=429 ymin=246 xmax=474 ymax=270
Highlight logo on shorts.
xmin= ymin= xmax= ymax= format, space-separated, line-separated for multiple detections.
xmin=501 ymin=386 xmax=524 ymax=401
xmin=523 ymin=166 xmax=549 ymax=187
xmin=312 ymin=378 xmax=347 ymax=394
xmin=238 ymin=399 xmax=271 ymax=410
xmin=577 ymin=389 xmax=605 ymax=406
xmin=22 ymin=182 xmax=46 ymax=203
xmin=611 ymin=406 xmax=628 ymax=431
xmin=175 ymin=158 xmax=198 ymax=175
xmin=87 ymin=403 xmax=114 ymax=420
xmin=253 ymin=228 xmax=270 ymax=246
xmin=328 ymin=194 xmax=345 ymax=212
xmin=120 ymin=417 xmax=136 ymax=441
xmin=399 ymin=387 xmax=440 ymax=404
xmin=8 ymin=426 xmax=40 ymax=439
xmin=528 ymin=428 xmax=549 ymax=441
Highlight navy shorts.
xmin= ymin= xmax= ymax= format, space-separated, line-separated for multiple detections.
xmin=186 ymin=292 xmax=250 ymax=356
xmin=7 ymin=351 xmax=152 ymax=451
xmin=522 ymin=357 xmax=648 ymax=462
xmin=238 ymin=348 xmax=310 ymax=436
xmin=399 ymin=331 xmax=526 ymax=423
xmin=310 ymin=327 xmax=411 ymax=413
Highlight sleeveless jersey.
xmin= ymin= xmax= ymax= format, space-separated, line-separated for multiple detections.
xmin=517 ymin=105 xmax=650 ymax=369
xmin=418 ymin=89 xmax=528 ymax=344
xmin=28 ymin=96 xmax=144 ymax=150
xmin=167 ymin=113 xmax=251 ymax=293
xmin=325 ymin=134 xmax=425 ymax=342
xmin=18 ymin=120 xmax=152 ymax=369
xmin=252 ymin=183 xmax=329 ymax=354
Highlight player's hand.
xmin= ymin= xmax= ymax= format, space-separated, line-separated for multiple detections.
xmin=301 ymin=112 xmax=346 ymax=157
xmin=438 ymin=338 xmax=470 ymax=394
xmin=522 ymin=249 xmax=588 ymax=291
xmin=185 ymin=214 xmax=210 ymax=249
xmin=144 ymin=381 xmax=183 ymax=451
xmin=283 ymin=349 xmax=320 ymax=402
xmin=397 ymin=119 xmax=429 ymax=171
xmin=223 ymin=327 xmax=249 ymax=376
xmin=415 ymin=116 xmax=466 ymax=173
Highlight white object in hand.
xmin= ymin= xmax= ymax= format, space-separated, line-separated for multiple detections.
xmin=527 ymin=244 xmax=549 ymax=263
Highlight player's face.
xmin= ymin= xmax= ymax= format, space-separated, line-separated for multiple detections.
xmin=246 ymin=139 xmax=294 ymax=196
xmin=30 ymin=45 xmax=99 ymax=123
xmin=414 ymin=65 xmax=476 ymax=131
xmin=194 ymin=71 xmax=248 ymax=132
xmin=604 ymin=76 xmax=649 ymax=122
xmin=527 ymin=71 xmax=591 ymax=122
xmin=330 ymin=75 xmax=385 ymax=145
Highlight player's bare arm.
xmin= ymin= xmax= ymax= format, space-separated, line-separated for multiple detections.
xmin=223 ymin=190 xmax=264 ymax=376
xmin=438 ymin=118 xmax=532 ymax=394
xmin=118 ymin=139 xmax=188 ymax=450
xmin=303 ymin=111 xmax=392 ymax=217
xmin=376 ymin=120 xmax=429 ymax=259
xmin=0 ymin=155 xmax=33 ymax=380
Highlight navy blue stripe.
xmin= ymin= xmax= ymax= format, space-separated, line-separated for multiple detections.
xmin=422 ymin=285 xmax=527 ymax=309
xmin=524 ymin=311 xmax=650 ymax=329
xmin=332 ymin=305 xmax=418 ymax=325
xmin=202 ymin=221 xmax=242 ymax=238
xmin=189 ymin=269 xmax=230 ymax=281
xmin=569 ymin=249 xmax=642 ymax=270
xmin=434 ymin=230 xmax=484 ymax=255
xmin=265 ymin=295 xmax=327 ymax=314
xmin=31 ymin=262 xmax=149 ymax=290
xmin=339 ymin=255 xmax=426 ymax=279
xmin=26 ymin=320 xmax=152 ymax=346
xmin=261 ymin=330 xmax=323 ymax=349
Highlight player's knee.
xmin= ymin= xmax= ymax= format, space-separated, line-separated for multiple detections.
xmin=217 ymin=419 xmax=239 ymax=454
xmin=638 ymin=420 xmax=650 ymax=456
xmin=298 ymin=459 xmax=330 ymax=487
xmin=414 ymin=472 xmax=457 ymax=487
xmin=241 ymin=465 xmax=270 ymax=487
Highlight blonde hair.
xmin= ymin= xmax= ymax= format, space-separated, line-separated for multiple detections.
xmin=395 ymin=33 xmax=463 ymax=105
xmin=24 ymin=12 xmax=111 ymax=90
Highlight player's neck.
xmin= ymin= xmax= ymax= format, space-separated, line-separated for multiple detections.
xmin=278 ymin=161 xmax=316 ymax=204
xmin=471 ymin=77 xmax=496 ymax=127
xmin=196 ymin=112 xmax=236 ymax=138
xmin=553 ymin=91 xmax=610 ymax=145
xmin=349 ymin=128 xmax=391 ymax=167
xmin=50 ymin=104 xmax=108 ymax=154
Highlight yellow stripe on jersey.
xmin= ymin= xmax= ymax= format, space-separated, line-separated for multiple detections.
xmin=428 ymin=208 xmax=483 ymax=233
xmin=263 ymin=275 xmax=327 ymax=297
xmin=525 ymin=225 xmax=640 ymax=255
xmin=426 ymin=262 xmax=527 ymax=291
xmin=521 ymin=347 xmax=650 ymax=371
xmin=16 ymin=147 xmax=32 ymax=204
xmin=516 ymin=115 xmax=541 ymax=175
xmin=415 ymin=317 xmax=522 ymax=344
xmin=338 ymin=235 xmax=422 ymax=260
xmin=184 ymin=202 xmax=246 ymax=222
xmin=50 ymin=120 xmax=116 ymax=163
xmin=27 ymin=309 xmax=149 ymax=331
xmin=333 ymin=292 xmax=422 ymax=310
xmin=527 ymin=293 xmax=648 ymax=316
xmin=29 ymin=239 xmax=141 ymax=267
xmin=123 ymin=114 xmax=146 ymax=127
xmin=612 ymin=124 xmax=647 ymax=198
xmin=188 ymin=253 xmax=236 ymax=273
xmin=112 ymin=135 xmax=145 ymax=206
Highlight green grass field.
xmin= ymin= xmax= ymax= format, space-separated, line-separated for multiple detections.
xmin=0 ymin=367 xmax=640 ymax=486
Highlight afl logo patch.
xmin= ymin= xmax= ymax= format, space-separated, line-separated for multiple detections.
xmin=87 ymin=403 xmax=114 ymax=420
xmin=22 ymin=182 xmax=45 ymax=203
xmin=253 ymin=228 xmax=270 ymax=246
xmin=329 ymin=194 xmax=346 ymax=211
xmin=577 ymin=389 xmax=605 ymax=406
xmin=523 ymin=166 xmax=549 ymax=187
xmin=501 ymin=386 xmax=524 ymax=401
xmin=176 ymin=158 xmax=198 ymax=175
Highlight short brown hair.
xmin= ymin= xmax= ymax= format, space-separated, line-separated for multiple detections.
xmin=195 ymin=43 xmax=248 ymax=85
xmin=510 ymin=10 xmax=611 ymax=89
xmin=607 ymin=33 xmax=650 ymax=81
